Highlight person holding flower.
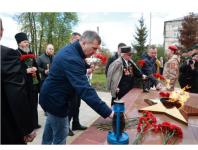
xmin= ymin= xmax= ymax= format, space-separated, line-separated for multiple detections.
xmin=15 ymin=32 xmax=41 ymax=129
xmin=67 ymin=32 xmax=88 ymax=136
xmin=141 ymin=45 xmax=162 ymax=92
xmin=39 ymin=31 xmax=112 ymax=144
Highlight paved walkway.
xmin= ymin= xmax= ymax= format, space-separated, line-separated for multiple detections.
xmin=29 ymin=91 xmax=111 ymax=145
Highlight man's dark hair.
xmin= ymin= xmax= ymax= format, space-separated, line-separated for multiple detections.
xmin=72 ymin=32 xmax=81 ymax=37
xmin=118 ymin=43 xmax=126 ymax=49
xmin=80 ymin=30 xmax=101 ymax=45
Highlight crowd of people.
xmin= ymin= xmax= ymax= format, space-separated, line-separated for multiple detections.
xmin=1 ymin=17 xmax=198 ymax=145
xmin=106 ymin=42 xmax=198 ymax=98
xmin=1 ymin=18 xmax=113 ymax=144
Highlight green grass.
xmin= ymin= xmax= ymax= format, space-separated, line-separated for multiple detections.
xmin=91 ymin=73 xmax=108 ymax=92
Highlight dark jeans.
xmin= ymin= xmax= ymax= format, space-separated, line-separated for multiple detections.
xmin=111 ymin=85 xmax=133 ymax=106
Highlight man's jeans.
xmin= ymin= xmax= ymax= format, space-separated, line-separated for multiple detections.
xmin=42 ymin=112 xmax=69 ymax=144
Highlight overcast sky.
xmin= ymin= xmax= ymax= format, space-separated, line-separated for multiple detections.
xmin=73 ymin=12 xmax=193 ymax=51
xmin=0 ymin=0 xmax=198 ymax=52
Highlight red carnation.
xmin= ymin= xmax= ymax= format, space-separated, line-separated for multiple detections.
xmin=137 ymin=59 xmax=145 ymax=67
xmin=159 ymin=91 xmax=170 ymax=98
xmin=133 ymin=111 xmax=157 ymax=144
xmin=19 ymin=54 xmax=35 ymax=62
xmin=94 ymin=53 xmax=107 ymax=64
xmin=153 ymin=73 xmax=165 ymax=80
xmin=158 ymin=121 xmax=183 ymax=144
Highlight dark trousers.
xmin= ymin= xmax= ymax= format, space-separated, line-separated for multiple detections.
xmin=111 ymin=85 xmax=132 ymax=106
xmin=142 ymin=79 xmax=151 ymax=90
xmin=160 ymin=67 xmax=163 ymax=75
xmin=68 ymin=95 xmax=81 ymax=124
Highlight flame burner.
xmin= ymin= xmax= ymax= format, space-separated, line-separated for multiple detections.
xmin=107 ymin=100 xmax=129 ymax=144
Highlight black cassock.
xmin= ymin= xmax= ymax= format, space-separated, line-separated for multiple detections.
xmin=17 ymin=48 xmax=41 ymax=129
xmin=1 ymin=45 xmax=35 ymax=144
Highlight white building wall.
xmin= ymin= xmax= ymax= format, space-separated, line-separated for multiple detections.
xmin=164 ymin=20 xmax=182 ymax=51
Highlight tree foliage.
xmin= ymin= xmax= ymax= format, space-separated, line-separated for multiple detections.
xmin=15 ymin=12 xmax=78 ymax=55
xmin=156 ymin=45 xmax=165 ymax=59
xmin=179 ymin=13 xmax=198 ymax=50
xmin=132 ymin=16 xmax=148 ymax=58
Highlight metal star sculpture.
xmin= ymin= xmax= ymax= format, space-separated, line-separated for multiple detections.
xmin=139 ymin=99 xmax=198 ymax=125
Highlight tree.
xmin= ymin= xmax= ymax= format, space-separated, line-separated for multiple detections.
xmin=156 ymin=44 xmax=165 ymax=58
xmin=132 ymin=16 xmax=148 ymax=58
xmin=179 ymin=13 xmax=198 ymax=50
xmin=15 ymin=12 xmax=78 ymax=55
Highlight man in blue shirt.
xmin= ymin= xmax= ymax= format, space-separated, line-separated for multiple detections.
xmin=39 ymin=30 xmax=112 ymax=144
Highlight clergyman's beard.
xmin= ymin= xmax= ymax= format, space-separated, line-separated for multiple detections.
xmin=20 ymin=47 xmax=30 ymax=53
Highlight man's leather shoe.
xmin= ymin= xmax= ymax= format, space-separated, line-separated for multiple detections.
xmin=143 ymin=88 xmax=149 ymax=93
xmin=72 ymin=124 xmax=87 ymax=131
xmin=68 ymin=128 xmax=74 ymax=136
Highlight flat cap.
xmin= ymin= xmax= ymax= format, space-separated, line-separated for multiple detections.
xmin=121 ymin=46 xmax=132 ymax=53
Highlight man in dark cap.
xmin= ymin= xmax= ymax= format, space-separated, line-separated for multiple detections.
xmin=107 ymin=46 xmax=146 ymax=105
xmin=15 ymin=32 xmax=41 ymax=129
xmin=1 ymin=18 xmax=36 ymax=144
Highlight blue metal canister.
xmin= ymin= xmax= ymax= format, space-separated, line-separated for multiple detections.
xmin=107 ymin=100 xmax=129 ymax=144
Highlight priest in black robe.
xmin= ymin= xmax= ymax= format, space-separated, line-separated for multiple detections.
xmin=1 ymin=18 xmax=36 ymax=144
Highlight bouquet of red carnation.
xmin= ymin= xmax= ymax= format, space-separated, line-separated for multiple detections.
xmin=137 ymin=59 xmax=145 ymax=67
xmin=131 ymin=111 xmax=183 ymax=144
xmin=19 ymin=54 xmax=35 ymax=62
xmin=157 ymin=121 xmax=183 ymax=144
xmin=153 ymin=73 xmax=165 ymax=80
xmin=19 ymin=54 xmax=38 ymax=84
xmin=94 ymin=53 xmax=107 ymax=64
xmin=133 ymin=111 xmax=157 ymax=144
xmin=159 ymin=91 xmax=170 ymax=98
